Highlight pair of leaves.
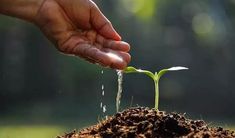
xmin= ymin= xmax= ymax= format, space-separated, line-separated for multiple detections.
xmin=124 ymin=66 xmax=188 ymax=81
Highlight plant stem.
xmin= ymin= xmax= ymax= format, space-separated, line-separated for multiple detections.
xmin=154 ymin=80 xmax=159 ymax=110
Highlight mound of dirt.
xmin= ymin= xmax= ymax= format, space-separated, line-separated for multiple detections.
xmin=57 ymin=107 xmax=235 ymax=138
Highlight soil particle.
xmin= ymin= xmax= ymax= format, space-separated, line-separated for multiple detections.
xmin=57 ymin=107 xmax=235 ymax=138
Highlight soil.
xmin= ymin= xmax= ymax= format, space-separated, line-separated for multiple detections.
xmin=57 ymin=107 xmax=235 ymax=138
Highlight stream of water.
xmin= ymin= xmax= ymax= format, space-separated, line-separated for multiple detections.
xmin=116 ymin=70 xmax=123 ymax=112
xmin=99 ymin=69 xmax=124 ymax=114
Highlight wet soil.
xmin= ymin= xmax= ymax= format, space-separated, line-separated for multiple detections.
xmin=58 ymin=107 xmax=235 ymax=138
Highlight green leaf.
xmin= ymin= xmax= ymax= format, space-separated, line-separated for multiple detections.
xmin=123 ymin=66 xmax=138 ymax=73
xmin=158 ymin=66 xmax=188 ymax=79
xmin=124 ymin=66 xmax=156 ymax=80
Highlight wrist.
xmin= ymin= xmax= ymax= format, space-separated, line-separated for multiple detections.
xmin=0 ymin=0 xmax=45 ymax=22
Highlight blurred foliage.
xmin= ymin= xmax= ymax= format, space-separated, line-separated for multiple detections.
xmin=0 ymin=125 xmax=66 ymax=138
xmin=1 ymin=0 xmax=235 ymax=134
xmin=120 ymin=0 xmax=158 ymax=21
xmin=0 ymin=125 xmax=234 ymax=138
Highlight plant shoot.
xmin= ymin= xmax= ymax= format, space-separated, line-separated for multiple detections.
xmin=123 ymin=66 xmax=188 ymax=110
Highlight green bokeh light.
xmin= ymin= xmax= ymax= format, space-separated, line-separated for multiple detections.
xmin=121 ymin=0 xmax=157 ymax=21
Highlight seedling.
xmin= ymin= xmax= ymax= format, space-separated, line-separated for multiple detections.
xmin=123 ymin=66 xmax=188 ymax=110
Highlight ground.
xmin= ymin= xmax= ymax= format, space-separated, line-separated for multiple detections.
xmin=58 ymin=107 xmax=235 ymax=138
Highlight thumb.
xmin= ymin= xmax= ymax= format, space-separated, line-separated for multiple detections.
xmin=90 ymin=3 xmax=121 ymax=41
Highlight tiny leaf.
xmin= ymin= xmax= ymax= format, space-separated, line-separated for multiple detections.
xmin=158 ymin=66 xmax=188 ymax=79
xmin=167 ymin=66 xmax=189 ymax=71
xmin=124 ymin=66 xmax=155 ymax=80
xmin=123 ymin=66 xmax=138 ymax=73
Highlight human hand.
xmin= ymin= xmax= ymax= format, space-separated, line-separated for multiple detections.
xmin=34 ymin=0 xmax=131 ymax=69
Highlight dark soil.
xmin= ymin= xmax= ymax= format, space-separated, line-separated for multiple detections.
xmin=58 ymin=107 xmax=235 ymax=138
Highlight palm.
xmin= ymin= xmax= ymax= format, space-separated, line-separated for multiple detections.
xmin=35 ymin=0 xmax=130 ymax=69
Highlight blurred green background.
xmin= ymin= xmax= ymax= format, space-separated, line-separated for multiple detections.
xmin=1 ymin=0 xmax=235 ymax=137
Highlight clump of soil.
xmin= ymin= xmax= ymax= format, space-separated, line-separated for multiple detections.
xmin=58 ymin=107 xmax=235 ymax=138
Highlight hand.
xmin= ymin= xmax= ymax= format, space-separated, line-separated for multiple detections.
xmin=34 ymin=0 xmax=131 ymax=69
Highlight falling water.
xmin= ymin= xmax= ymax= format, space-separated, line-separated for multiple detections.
xmin=100 ymin=70 xmax=107 ymax=113
xmin=100 ymin=102 xmax=103 ymax=108
xmin=102 ymin=105 xmax=107 ymax=113
xmin=101 ymin=85 xmax=104 ymax=96
xmin=105 ymin=51 xmax=124 ymax=112
xmin=116 ymin=70 xmax=123 ymax=112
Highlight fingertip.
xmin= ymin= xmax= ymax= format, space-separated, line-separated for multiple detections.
xmin=118 ymin=52 xmax=131 ymax=64
xmin=110 ymin=25 xmax=122 ymax=40
xmin=90 ymin=5 xmax=121 ymax=41
xmin=112 ymin=28 xmax=122 ymax=41
xmin=109 ymin=52 xmax=131 ymax=70
xmin=119 ymin=41 xmax=130 ymax=52
xmin=102 ymin=40 xmax=130 ymax=52
xmin=99 ymin=24 xmax=122 ymax=41
xmin=126 ymin=53 xmax=131 ymax=64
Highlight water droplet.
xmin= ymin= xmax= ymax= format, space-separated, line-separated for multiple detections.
xmin=101 ymin=70 xmax=104 ymax=74
xmin=100 ymin=102 xmax=103 ymax=108
xmin=102 ymin=90 xmax=105 ymax=96
xmin=101 ymin=85 xmax=104 ymax=90
xmin=102 ymin=105 xmax=106 ymax=113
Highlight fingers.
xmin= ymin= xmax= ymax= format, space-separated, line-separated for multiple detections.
xmin=90 ymin=3 xmax=121 ymax=41
xmin=102 ymin=48 xmax=131 ymax=68
xmin=59 ymin=31 xmax=131 ymax=70
xmin=73 ymin=43 xmax=131 ymax=70
xmin=104 ymin=40 xmax=130 ymax=52
xmin=96 ymin=34 xmax=130 ymax=52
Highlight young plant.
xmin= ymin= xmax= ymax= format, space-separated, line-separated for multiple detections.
xmin=123 ymin=66 xmax=188 ymax=110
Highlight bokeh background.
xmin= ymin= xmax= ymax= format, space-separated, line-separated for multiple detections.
xmin=1 ymin=0 xmax=235 ymax=137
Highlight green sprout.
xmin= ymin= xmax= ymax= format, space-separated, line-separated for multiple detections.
xmin=123 ymin=66 xmax=188 ymax=110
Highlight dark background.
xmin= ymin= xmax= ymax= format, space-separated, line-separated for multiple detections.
xmin=0 ymin=0 xmax=235 ymax=135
